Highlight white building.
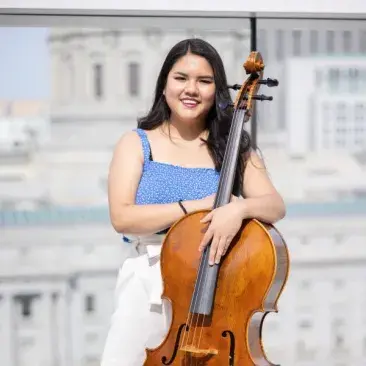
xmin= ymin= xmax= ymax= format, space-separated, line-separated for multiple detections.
xmin=261 ymin=148 xmax=366 ymax=202
xmin=47 ymin=25 xmax=366 ymax=155
xmin=0 ymin=209 xmax=125 ymax=366
xmin=47 ymin=28 xmax=251 ymax=148
xmin=1 ymin=201 xmax=365 ymax=366
xmin=1 ymin=24 xmax=366 ymax=366
xmin=284 ymin=56 xmax=366 ymax=157
xmin=265 ymin=203 xmax=366 ymax=366
xmin=256 ymin=21 xmax=366 ymax=134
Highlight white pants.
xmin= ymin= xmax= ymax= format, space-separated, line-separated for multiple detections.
xmin=100 ymin=234 xmax=171 ymax=366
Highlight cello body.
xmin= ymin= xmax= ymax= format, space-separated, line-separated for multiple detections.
xmin=143 ymin=51 xmax=290 ymax=365
xmin=143 ymin=211 xmax=289 ymax=365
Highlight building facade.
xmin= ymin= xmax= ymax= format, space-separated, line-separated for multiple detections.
xmin=1 ymin=203 xmax=366 ymax=366
xmin=1 ymin=22 xmax=366 ymax=366
xmin=285 ymin=57 xmax=366 ymax=156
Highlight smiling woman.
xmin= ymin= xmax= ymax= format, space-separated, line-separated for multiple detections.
xmin=164 ymin=53 xmax=216 ymax=132
xmin=103 ymin=38 xmax=285 ymax=366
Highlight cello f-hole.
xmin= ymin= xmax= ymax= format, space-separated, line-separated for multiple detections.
xmin=161 ymin=323 xmax=188 ymax=365
xmin=222 ymin=330 xmax=235 ymax=366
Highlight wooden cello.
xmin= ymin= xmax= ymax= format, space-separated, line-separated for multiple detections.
xmin=143 ymin=52 xmax=290 ymax=365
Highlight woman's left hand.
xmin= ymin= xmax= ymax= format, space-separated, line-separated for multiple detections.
xmin=198 ymin=200 xmax=246 ymax=265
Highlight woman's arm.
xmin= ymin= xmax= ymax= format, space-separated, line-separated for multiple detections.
xmin=198 ymin=149 xmax=286 ymax=265
xmin=108 ymin=131 xmax=211 ymax=235
xmin=238 ymin=150 xmax=286 ymax=224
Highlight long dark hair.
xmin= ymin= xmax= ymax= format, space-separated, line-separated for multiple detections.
xmin=137 ymin=38 xmax=251 ymax=195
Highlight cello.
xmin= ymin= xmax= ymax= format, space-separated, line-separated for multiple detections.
xmin=143 ymin=51 xmax=290 ymax=365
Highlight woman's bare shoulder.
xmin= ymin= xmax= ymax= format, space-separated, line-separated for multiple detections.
xmin=112 ymin=129 xmax=143 ymax=159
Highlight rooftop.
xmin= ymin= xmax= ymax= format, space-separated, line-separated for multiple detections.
xmin=0 ymin=200 xmax=365 ymax=227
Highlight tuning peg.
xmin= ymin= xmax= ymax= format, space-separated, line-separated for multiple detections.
xmin=227 ymin=84 xmax=241 ymax=90
xmin=252 ymin=94 xmax=273 ymax=101
xmin=228 ymin=79 xmax=278 ymax=90
xmin=258 ymin=78 xmax=279 ymax=87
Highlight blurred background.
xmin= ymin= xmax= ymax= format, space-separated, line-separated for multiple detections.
xmin=0 ymin=4 xmax=366 ymax=366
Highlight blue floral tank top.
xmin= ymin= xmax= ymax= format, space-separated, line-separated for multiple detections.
xmin=134 ymin=128 xmax=220 ymax=205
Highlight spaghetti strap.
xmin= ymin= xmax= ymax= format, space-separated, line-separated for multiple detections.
xmin=134 ymin=128 xmax=151 ymax=167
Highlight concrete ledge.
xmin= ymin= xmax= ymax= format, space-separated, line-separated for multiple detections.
xmin=1 ymin=200 xmax=365 ymax=226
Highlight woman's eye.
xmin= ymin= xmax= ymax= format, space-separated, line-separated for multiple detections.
xmin=175 ymin=76 xmax=185 ymax=81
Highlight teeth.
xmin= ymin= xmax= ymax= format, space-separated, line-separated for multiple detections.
xmin=182 ymin=100 xmax=197 ymax=105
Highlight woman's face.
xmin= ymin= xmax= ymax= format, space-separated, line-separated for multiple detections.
xmin=164 ymin=53 xmax=216 ymax=127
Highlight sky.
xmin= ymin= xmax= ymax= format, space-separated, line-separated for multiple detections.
xmin=0 ymin=27 xmax=50 ymax=100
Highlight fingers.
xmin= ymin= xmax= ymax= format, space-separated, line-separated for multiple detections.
xmin=222 ymin=238 xmax=231 ymax=256
xmin=214 ymin=237 xmax=227 ymax=265
xmin=199 ymin=225 xmax=214 ymax=252
xmin=208 ymin=235 xmax=221 ymax=265
xmin=200 ymin=210 xmax=214 ymax=223
xmin=200 ymin=229 xmax=233 ymax=265
xmin=209 ymin=236 xmax=232 ymax=266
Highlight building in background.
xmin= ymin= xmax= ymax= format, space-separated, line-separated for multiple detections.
xmin=1 ymin=202 xmax=366 ymax=366
xmin=0 ymin=22 xmax=366 ymax=366
xmin=256 ymin=22 xmax=366 ymax=150
xmin=0 ymin=100 xmax=50 ymax=210
xmin=285 ymin=56 xmax=366 ymax=157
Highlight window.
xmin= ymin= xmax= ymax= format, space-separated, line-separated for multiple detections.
xmin=128 ymin=62 xmax=140 ymax=97
xmin=296 ymin=340 xmax=316 ymax=361
xmin=342 ymin=31 xmax=352 ymax=53
xmin=360 ymin=30 xmax=366 ymax=53
xmin=62 ymin=54 xmax=74 ymax=100
xmin=299 ymin=319 xmax=313 ymax=329
xmin=336 ymin=102 xmax=347 ymax=121
xmin=275 ymin=30 xmax=284 ymax=61
xmin=22 ymin=297 xmax=32 ymax=317
xmin=258 ymin=29 xmax=267 ymax=60
xmin=355 ymin=104 xmax=365 ymax=121
xmin=326 ymin=30 xmax=335 ymax=53
xmin=314 ymin=69 xmax=323 ymax=88
xmin=310 ymin=30 xmax=318 ymax=54
xmin=85 ymin=294 xmax=95 ymax=313
xmin=328 ymin=68 xmax=340 ymax=91
xmin=348 ymin=68 xmax=359 ymax=91
xmin=331 ymin=318 xmax=347 ymax=351
xmin=292 ymin=30 xmax=302 ymax=56
xmin=15 ymin=294 xmax=36 ymax=318
xmin=93 ymin=63 xmax=103 ymax=99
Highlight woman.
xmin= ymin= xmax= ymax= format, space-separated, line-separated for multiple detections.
xmin=101 ymin=38 xmax=285 ymax=366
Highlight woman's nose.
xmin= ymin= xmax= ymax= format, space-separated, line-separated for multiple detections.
xmin=184 ymin=80 xmax=199 ymax=95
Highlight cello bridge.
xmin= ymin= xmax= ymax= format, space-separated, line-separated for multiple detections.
xmin=179 ymin=345 xmax=218 ymax=356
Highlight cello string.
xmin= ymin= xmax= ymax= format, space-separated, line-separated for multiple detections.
xmin=182 ymin=91 xmax=248 ymax=363
xmin=180 ymin=104 xmax=241 ymax=361
xmin=190 ymin=245 xmax=211 ymax=363
xmin=178 ymin=236 xmax=207 ymax=353
xmin=181 ymin=248 xmax=212 ymax=365
xmin=192 ymin=105 xmax=240 ymax=352
xmin=194 ymin=106 xmax=246 ymax=359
